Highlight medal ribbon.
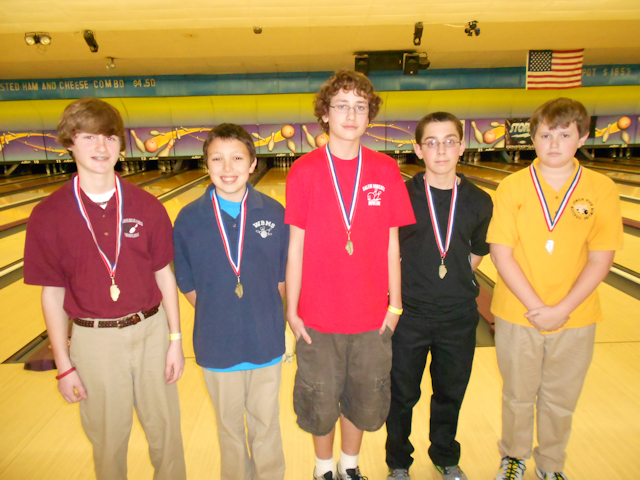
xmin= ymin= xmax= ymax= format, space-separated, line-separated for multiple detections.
xmin=73 ymin=175 xmax=123 ymax=281
xmin=325 ymin=144 xmax=362 ymax=234
xmin=529 ymin=164 xmax=582 ymax=233
xmin=424 ymin=175 xmax=458 ymax=260
xmin=211 ymin=188 xmax=249 ymax=277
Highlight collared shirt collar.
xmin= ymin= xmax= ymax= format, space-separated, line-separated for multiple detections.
xmin=204 ymin=182 xmax=264 ymax=212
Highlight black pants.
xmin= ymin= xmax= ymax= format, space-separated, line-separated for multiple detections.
xmin=385 ymin=309 xmax=479 ymax=469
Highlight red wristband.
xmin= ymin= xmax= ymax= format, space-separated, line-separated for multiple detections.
xmin=56 ymin=367 xmax=76 ymax=380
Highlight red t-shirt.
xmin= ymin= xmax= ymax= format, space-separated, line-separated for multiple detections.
xmin=285 ymin=145 xmax=415 ymax=333
xmin=24 ymin=174 xmax=173 ymax=319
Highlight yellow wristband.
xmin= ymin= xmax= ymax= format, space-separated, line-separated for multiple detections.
xmin=169 ymin=333 xmax=182 ymax=341
xmin=388 ymin=305 xmax=403 ymax=315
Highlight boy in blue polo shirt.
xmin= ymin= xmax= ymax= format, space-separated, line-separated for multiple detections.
xmin=173 ymin=123 xmax=289 ymax=480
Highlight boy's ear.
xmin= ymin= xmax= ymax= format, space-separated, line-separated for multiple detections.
xmin=249 ymin=157 xmax=258 ymax=173
xmin=578 ymin=132 xmax=589 ymax=148
xmin=458 ymin=139 xmax=466 ymax=157
xmin=412 ymin=140 xmax=424 ymax=159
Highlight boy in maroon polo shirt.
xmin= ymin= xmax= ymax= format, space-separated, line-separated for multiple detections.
xmin=285 ymin=70 xmax=415 ymax=480
xmin=24 ymin=98 xmax=186 ymax=480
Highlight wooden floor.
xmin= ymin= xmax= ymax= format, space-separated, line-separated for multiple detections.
xmin=1 ymin=165 xmax=640 ymax=479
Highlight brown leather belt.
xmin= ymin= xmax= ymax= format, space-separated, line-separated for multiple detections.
xmin=73 ymin=304 xmax=160 ymax=329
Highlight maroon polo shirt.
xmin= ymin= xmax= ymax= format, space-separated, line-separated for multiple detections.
xmin=24 ymin=174 xmax=173 ymax=319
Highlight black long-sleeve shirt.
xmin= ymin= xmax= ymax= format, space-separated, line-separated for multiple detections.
xmin=400 ymin=173 xmax=493 ymax=320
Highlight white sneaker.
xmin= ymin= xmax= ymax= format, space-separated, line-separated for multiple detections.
xmin=535 ymin=467 xmax=568 ymax=480
xmin=495 ymin=456 xmax=526 ymax=480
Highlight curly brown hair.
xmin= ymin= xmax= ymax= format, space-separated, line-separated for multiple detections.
xmin=314 ymin=70 xmax=382 ymax=134
xmin=57 ymin=98 xmax=127 ymax=151
xmin=530 ymin=97 xmax=591 ymax=138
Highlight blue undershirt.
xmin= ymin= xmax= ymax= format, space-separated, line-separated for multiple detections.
xmin=206 ymin=190 xmax=281 ymax=372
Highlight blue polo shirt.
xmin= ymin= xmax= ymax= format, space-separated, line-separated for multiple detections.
xmin=173 ymin=183 xmax=288 ymax=369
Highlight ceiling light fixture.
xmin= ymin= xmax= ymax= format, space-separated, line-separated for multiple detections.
xmin=83 ymin=30 xmax=99 ymax=53
xmin=413 ymin=22 xmax=423 ymax=46
xmin=25 ymin=32 xmax=51 ymax=46
xmin=106 ymin=57 xmax=116 ymax=70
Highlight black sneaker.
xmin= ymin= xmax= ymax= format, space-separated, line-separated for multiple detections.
xmin=314 ymin=471 xmax=335 ymax=480
xmin=337 ymin=467 xmax=368 ymax=480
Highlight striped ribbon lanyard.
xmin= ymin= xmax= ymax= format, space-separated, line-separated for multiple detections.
xmin=73 ymin=175 xmax=123 ymax=301
xmin=424 ymin=175 xmax=458 ymax=279
xmin=211 ymin=188 xmax=249 ymax=298
xmin=529 ymin=164 xmax=582 ymax=254
xmin=326 ymin=144 xmax=362 ymax=256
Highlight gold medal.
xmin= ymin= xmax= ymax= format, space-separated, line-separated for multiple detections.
xmin=110 ymin=283 xmax=121 ymax=302
xmin=346 ymin=239 xmax=354 ymax=255
xmin=235 ymin=280 xmax=244 ymax=298
xmin=438 ymin=263 xmax=447 ymax=279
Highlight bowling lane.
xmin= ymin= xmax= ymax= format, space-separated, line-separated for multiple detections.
xmin=0 ymin=169 xmax=210 ymax=364
xmin=477 ymin=161 xmax=640 ymax=201
xmin=0 ymin=170 xmax=168 ymax=229
xmin=254 ymin=166 xmax=288 ymax=207
xmin=0 ymin=174 xmax=72 ymax=196
xmin=0 ymin=173 xmax=51 ymax=186
xmin=139 ymin=169 xmax=206 ymax=197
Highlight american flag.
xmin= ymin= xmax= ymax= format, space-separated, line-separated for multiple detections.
xmin=526 ymin=49 xmax=584 ymax=90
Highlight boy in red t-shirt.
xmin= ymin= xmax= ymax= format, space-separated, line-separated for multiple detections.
xmin=285 ymin=70 xmax=415 ymax=480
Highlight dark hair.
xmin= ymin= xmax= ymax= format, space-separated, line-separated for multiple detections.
xmin=314 ymin=70 xmax=382 ymax=134
xmin=414 ymin=112 xmax=464 ymax=143
xmin=57 ymin=98 xmax=126 ymax=151
xmin=203 ymin=123 xmax=256 ymax=159
xmin=530 ymin=97 xmax=590 ymax=138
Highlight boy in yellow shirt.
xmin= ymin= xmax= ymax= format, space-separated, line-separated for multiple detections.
xmin=487 ymin=98 xmax=623 ymax=480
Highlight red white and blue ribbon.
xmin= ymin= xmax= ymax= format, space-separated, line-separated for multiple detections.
xmin=211 ymin=188 xmax=249 ymax=278
xmin=424 ymin=175 xmax=458 ymax=261
xmin=73 ymin=175 xmax=123 ymax=281
xmin=325 ymin=144 xmax=362 ymax=234
xmin=529 ymin=164 xmax=582 ymax=233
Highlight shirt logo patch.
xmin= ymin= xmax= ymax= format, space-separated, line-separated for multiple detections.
xmin=362 ymin=183 xmax=386 ymax=206
xmin=123 ymin=218 xmax=144 ymax=238
xmin=570 ymin=198 xmax=594 ymax=220
xmin=253 ymin=220 xmax=275 ymax=238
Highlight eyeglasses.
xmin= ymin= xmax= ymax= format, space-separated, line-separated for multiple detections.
xmin=421 ymin=139 xmax=461 ymax=149
xmin=329 ymin=104 xmax=369 ymax=115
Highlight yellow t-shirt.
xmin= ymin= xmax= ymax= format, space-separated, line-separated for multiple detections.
xmin=487 ymin=158 xmax=624 ymax=328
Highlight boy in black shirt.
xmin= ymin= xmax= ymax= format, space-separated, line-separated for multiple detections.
xmin=385 ymin=112 xmax=493 ymax=480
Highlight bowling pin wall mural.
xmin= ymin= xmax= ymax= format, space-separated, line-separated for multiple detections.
xmin=467 ymin=119 xmax=507 ymax=150
xmin=0 ymin=116 xmax=638 ymax=162
xmin=592 ymin=115 xmax=637 ymax=146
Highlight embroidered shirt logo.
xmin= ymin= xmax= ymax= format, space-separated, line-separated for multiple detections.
xmin=570 ymin=198 xmax=594 ymax=220
xmin=362 ymin=183 xmax=386 ymax=206
xmin=253 ymin=220 xmax=275 ymax=238
xmin=123 ymin=218 xmax=143 ymax=238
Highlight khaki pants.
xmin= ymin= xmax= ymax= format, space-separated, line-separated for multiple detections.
xmin=494 ymin=317 xmax=596 ymax=472
xmin=203 ymin=362 xmax=285 ymax=480
xmin=70 ymin=306 xmax=186 ymax=480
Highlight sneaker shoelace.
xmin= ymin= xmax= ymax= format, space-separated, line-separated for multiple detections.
xmin=504 ymin=457 xmax=526 ymax=480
